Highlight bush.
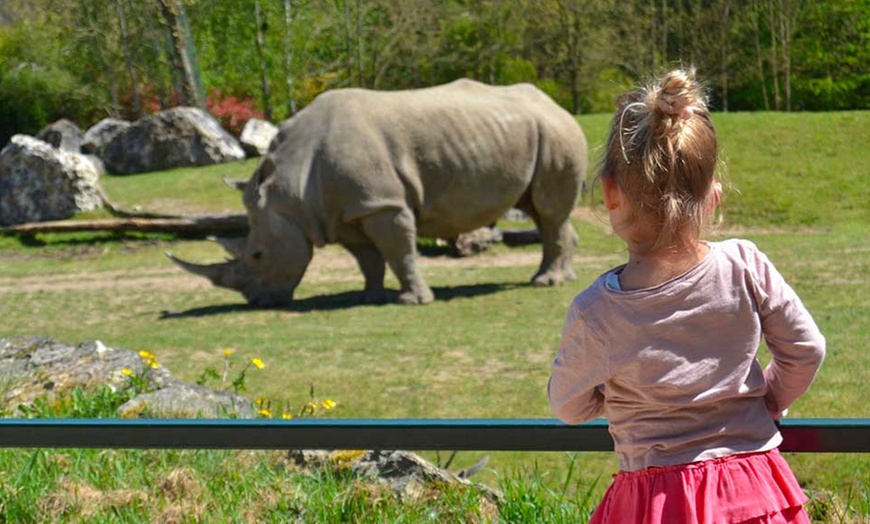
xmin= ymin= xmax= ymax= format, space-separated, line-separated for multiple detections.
xmin=206 ymin=89 xmax=264 ymax=137
xmin=118 ymin=83 xmax=182 ymax=121
xmin=791 ymin=74 xmax=870 ymax=111
xmin=0 ymin=64 xmax=105 ymax=147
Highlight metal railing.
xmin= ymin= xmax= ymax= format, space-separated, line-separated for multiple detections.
xmin=0 ymin=418 xmax=867 ymax=453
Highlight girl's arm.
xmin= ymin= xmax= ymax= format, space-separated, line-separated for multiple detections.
xmin=548 ymin=303 xmax=608 ymax=424
xmin=750 ymin=246 xmax=826 ymax=417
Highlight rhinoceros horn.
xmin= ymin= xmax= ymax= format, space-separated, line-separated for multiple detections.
xmin=165 ymin=251 xmax=245 ymax=291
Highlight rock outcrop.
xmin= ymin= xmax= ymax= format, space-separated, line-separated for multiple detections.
xmin=0 ymin=336 xmax=254 ymax=419
xmin=81 ymin=118 xmax=131 ymax=157
xmin=0 ymin=335 xmax=497 ymax=502
xmin=239 ymin=118 xmax=278 ymax=157
xmin=100 ymin=107 xmax=246 ymax=174
xmin=36 ymin=119 xmax=84 ymax=152
xmin=0 ymin=135 xmax=104 ymax=226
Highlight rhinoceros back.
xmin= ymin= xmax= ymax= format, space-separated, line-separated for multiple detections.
xmin=270 ymin=79 xmax=586 ymax=242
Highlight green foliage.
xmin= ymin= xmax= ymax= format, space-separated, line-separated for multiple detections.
xmin=14 ymin=385 xmax=134 ymax=419
xmin=1 ymin=0 xmax=867 ymax=142
xmin=0 ymin=25 xmax=106 ymax=145
xmin=498 ymin=460 xmax=599 ymax=523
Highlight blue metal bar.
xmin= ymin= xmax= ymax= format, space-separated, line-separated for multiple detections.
xmin=0 ymin=418 xmax=866 ymax=453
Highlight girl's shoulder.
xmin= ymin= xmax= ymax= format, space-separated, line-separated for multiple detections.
xmin=569 ymin=268 xmax=616 ymax=312
xmin=710 ymin=238 xmax=769 ymax=267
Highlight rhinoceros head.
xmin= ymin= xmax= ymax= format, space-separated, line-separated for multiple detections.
xmin=168 ymin=158 xmax=313 ymax=308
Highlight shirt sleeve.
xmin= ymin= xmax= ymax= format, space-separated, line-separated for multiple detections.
xmin=548 ymin=300 xmax=608 ymax=424
xmin=746 ymin=243 xmax=826 ymax=416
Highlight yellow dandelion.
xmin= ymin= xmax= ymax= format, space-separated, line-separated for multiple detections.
xmin=281 ymin=412 xmax=294 ymax=420
xmin=250 ymin=357 xmax=265 ymax=370
xmin=147 ymin=361 xmax=159 ymax=369
xmin=121 ymin=368 xmax=133 ymax=377
xmin=138 ymin=350 xmax=156 ymax=360
xmin=258 ymin=408 xmax=272 ymax=418
xmin=255 ymin=396 xmax=268 ymax=407
xmin=221 ymin=348 xmax=235 ymax=357
xmin=321 ymin=399 xmax=337 ymax=410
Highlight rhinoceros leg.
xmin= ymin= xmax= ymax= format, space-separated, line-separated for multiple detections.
xmin=537 ymin=219 xmax=579 ymax=286
xmin=345 ymin=243 xmax=387 ymax=303
xmin=359 ymin=208 xmax=434 ymax=305
xmin=528 ymin=214 xmax=579 ymax=287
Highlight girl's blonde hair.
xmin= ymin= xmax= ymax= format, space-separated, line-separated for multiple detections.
xmin=601 ymin=68 xmax=718 ymax=251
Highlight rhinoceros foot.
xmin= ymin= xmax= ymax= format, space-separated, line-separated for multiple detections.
xmin=532 ymin=270 xmax=567 ymax=287
xmin=397 ymin=288 xmax=435 ymax=305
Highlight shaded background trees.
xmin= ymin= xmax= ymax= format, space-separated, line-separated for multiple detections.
xmin=0 ymin=0 xmax=866 ymax=145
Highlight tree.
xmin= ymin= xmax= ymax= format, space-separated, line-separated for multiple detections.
xmin=283 ymin=0 xmax=298 ymax=115
xmin=156 ymin=0 xmax=205 ymax=109
xmin=253 ymin=0 xmax=273 ymax=120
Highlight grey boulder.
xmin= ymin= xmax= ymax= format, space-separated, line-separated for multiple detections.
xmin=0 ymin=134 xmax=104 ymax=226
xmin=36 ymin=118 xmax=84 ymax=152
xmin=100 ymin=107 xmax=246 ymax=174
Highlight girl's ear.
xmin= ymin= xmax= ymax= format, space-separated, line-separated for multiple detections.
xmin=705 ymin=180 xmax=722 ymax=216
xmin=602 ymin=175 xmax=621 ymax=211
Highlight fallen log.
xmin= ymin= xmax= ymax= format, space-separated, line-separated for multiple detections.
xmin=0 ymin=215 xmax=539 ymax=246
xmin=0 ymin=214 xmax=249 ymax=238
xmin=500 ymin=227 xmax=541 ymax=246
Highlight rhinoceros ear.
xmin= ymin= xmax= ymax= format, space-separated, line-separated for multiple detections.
xmin=254 ymin=157 xmax=276 ymax=189
xmin=250 ymin=157 xmax=277 ymax=208
xmin=207 ymin=236 xmax=247 ymax=259
xmin=222 ymin=176 xmax=247 ymax=192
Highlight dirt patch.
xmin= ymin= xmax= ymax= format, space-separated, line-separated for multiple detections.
xmin=0 ymin=247 xmax=618 ymax=295
xmin=0 ymin=268 xmax=211 ymax=294
xmin=0 ymin=209 xmax=625 ymax=296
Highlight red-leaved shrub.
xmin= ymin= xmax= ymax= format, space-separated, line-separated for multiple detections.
xmin=118 ymin=83 xmax=182 ymax=121
xmin=206 ymin=89 xmax=264 ymax=137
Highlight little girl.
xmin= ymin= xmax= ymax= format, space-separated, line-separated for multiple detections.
xmin=548 ymin=69 xmax=826 ymax=524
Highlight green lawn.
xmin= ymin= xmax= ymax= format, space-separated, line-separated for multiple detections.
xmin=0 ymin=111 xmax=867 ymax=522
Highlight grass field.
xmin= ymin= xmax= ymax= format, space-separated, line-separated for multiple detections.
xmin=0 ymin=111 xmax=867 ymax=522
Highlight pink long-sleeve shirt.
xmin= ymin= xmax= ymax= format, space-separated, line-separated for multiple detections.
xmin=548 ymin=239 xmax=825 ymax=472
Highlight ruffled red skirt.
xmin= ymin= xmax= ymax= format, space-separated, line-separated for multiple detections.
xmin=589 ymin=448 xmax=809 ymax=524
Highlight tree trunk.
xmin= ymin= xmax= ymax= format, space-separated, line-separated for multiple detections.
xmin=82 ymin=1 xmax=120 ymax=116
xmin=116 ymin=0 xmax=142 ymax=117
xmin=752 ymin=1 xmax=770 ymax=110
xmin=649 ymin=0 xmax=657 ymax=69
xmin=143 ymin=2 xmax=170 ymax=109
xmin=768 ymin=0 xmax=781 ymax=110
xmin=779 ymin=0 xmax=792 ymax=111
xmin=283 ymin=0 xmax=297 ymax=115
xmin=156 ymin=0 xmax=205 ymax=109
xmin=343 ymin=0 xmax=353 ymax=86
xmin=253 ymin=0 xmax=273 ymax=121
xmin=356 ymin=0 xmax=364 ymax=88
xmin=661 ymin=0 xmax=667 ymax=66
xmin=720 ymin=0 xmax=731 ymax=112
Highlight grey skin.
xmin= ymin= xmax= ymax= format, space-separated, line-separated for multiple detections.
xmin=169 ymin=79 xmax=588 ymax=307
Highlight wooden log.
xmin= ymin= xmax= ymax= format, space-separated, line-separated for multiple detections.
xmin=500 ymin=227 xmax=541 ymax=246
xmin=0 ymin=214 xmax=249 ymax=238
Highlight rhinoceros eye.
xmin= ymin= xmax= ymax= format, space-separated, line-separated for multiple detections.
xmin=251 ymin=251 xmax=263 ymax=261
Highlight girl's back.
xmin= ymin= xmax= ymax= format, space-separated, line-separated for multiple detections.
xmin=547 ymin=69 xmax=825 ymax=523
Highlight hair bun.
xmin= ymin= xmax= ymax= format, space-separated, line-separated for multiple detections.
xmin=654 ymin=69 xmax=698 ymax=120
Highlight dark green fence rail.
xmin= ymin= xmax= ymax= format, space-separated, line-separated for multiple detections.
xmin=0 ymin=418 xmax=867 ymax=453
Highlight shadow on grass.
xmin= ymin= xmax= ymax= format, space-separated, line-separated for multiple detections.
xmin=158 ymin=282 xmax=527 ymax=319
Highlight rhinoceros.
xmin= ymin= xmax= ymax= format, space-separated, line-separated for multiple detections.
xmin=169 ymin=79 xmax=587 ymax=306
